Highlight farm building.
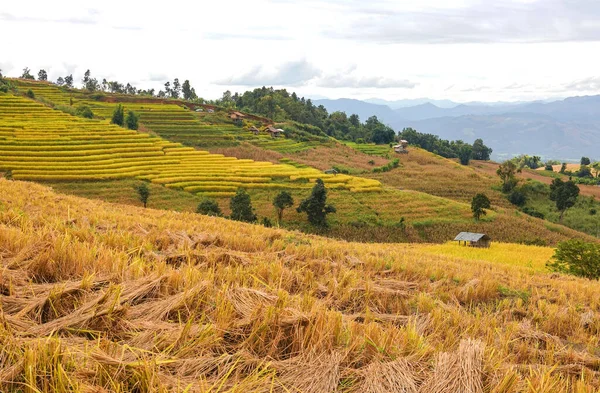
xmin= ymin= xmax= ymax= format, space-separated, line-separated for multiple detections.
xmin=394 ymin=140 xmax=409 ymax=154
xmin=265 ymin=125 xmax=284 ymax=138
xmin=230 ymin=111 xmax=246 ymax=121
xmin=454 ymin=232 xmax=491 ymax=248
xmin=249 ymin=126 xmax=260 ymax=135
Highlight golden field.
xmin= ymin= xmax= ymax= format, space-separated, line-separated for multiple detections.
xmin=2 ymin=178 xmax=600 ymax=392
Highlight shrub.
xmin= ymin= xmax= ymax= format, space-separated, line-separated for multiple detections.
xmin=196 ymin=199 xmax=222 ymax=217
xmin=0 ymin=85 xmax=8 ymax=93
xmin=4 ymin=170 xmax=13 ymax=180
xmin=75 ymin=105 xmax=94 ymax=119
xmin=126 ymin=111 xmax=139 ymax=130
xmin=547 ymin=239 xmax=600 ymax=280
xmin=261 ymin=217 xmax=273 ymax=227
xmin=26 ymin=89 xmax=35 ymax=99
xmin=508 ymin=189 xmax=527 ymax=207
xmin=273 ymin=191 xmax=294 ymax=224
xmin=521 ymin=207 xmax=545 ymax=219
xmin=111 ymin=104 xmax=125 ymax=126
xmin=230 ymin=189 xmax=257 ymax=223
xmin=135 ymin=183 xmax=150 ymax=208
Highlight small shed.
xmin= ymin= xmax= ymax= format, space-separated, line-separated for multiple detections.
xmin=393 ymin=140 xmax=409 ymax=154
xmin=324 ymin=168 xmax=339 ymax=176
xmin=265 ymin=125 xmax=284 ymax=138
xmin=230 ymin=111 xmax=246 ymax=120
xmin=454 ymin=232 xmax=491 ymax=248
xmin=249 ymin=126 xmax=260 ymax=135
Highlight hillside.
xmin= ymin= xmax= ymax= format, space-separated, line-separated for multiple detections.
xmin=1 ymin=80 xmax=596 ymax=245
xmin=2 ymin=179 xmax=600 ymax=392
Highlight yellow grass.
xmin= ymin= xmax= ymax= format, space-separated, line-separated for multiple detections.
xmin=2 ymin=178 xmax=600 ymax=392
xmin=417 ymin=241 xmax=555 ymax=272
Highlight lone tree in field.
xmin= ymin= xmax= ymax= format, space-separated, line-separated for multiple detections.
xmin=297 ymin=179 xmax=336 ymax=227
xmin=111 ymin=104 xmax=125 ymax=126
xmin=230 ymin=189 xmax=257 ymax=223
xmin=547 ymin=239 xmax=600 ymax=280
xmin=273 ymin=191 xmax=294 ymax=225
xmin=182 ymin=80 xmax=197 ymax=101
xmin=135 ymin=183 xmax=150 ymax=208
xmin=471 ymin=193 xmax=491 ymax=221
xmin=550 ymin=178 xmax=579 ymax=221
xmin=581 ymin=157 xmax=591 ymax=166
xmin=37 ymin=69 xmax=48 ymax=81
xmin=197 ymin=199 xmax=222 ymax=217
xmin=471 ymin=138 xmax=493 ymax=160
xmin=64 ymin=74 xmax=74 ymax=88
xmin=125 ymin=111 xmax=139 ymax=130
xmin=497 ymin=161 xmax=520 ymax=192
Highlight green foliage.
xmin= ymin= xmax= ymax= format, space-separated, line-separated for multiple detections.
xmin=82 ymin=69 xmax=99 ymax=92
xmin=497 ymin=161 xmax=520 ymax=193
xmin=37 ymin=69 xmax=48 ymax=81
xmin=509 ymin=155 xmax=542 ymax=169
xmin=372 ymin=159 xmax=400 ymax=173
xmin=521 ymin=206 xmax=545 ymax=219
xmin=64 ymin=74 xmax=74 ymax=88
xmin=182 ymin=80 xmax=197 ymax=101
xmin=273 ymin=191 xmax=294 ymax=224
xmin=547 ymin=239 xmax=600 ymax=280
xmin=471 ymin=193 xmax=491 ymax=221
xmin=25 ymin=89 xmax=35 ymax=99
xmin=550 ymin=178 xmax=580 ymax=221
xmin=560 ymin=163 xmax=567 ymax=174
xmin=261 ymin=217 xmax=273 ymax=227
xmin=508 ymin=189 xmax=527 ymax=207
xmin=4 ymin=170 xmax=13 ymax=180
xmin=297 ymin=179 xmax=336 ymax=227
xmin=0 ymin=85 xmax=8 ymax=93
xmin=576 ymin=165 xmax=593 ymax=178
xmin=135 ymin=183 xmax=150 ymax=208
xmin=75 ymin=105 xmax=94 ymax=119
xmin=230 ymin=189 xmax=257 ymax=223
xmin=125 ymin=111 xmax=139 ymax=130
xmin=111 ymin=104 xmax=125 ymax=126
xmin=458 ymin=144 xmax=472 ymax=165
xmin=544 ymin=162 xmax=554 ymax=171
xmin=196 ymin=199 xmax=222 ymax=217
xmin=472 ymin=138 xmax=492 ymax=160
xmin=581 ymin=157 xmax=591 ymax=166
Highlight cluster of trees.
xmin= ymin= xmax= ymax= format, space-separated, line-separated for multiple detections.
xmin=398 ymin=128 xmax=492 ymax=165
xmin=548 ymin=239 xmax=600 ymax=280
xmin=498 ymin=160 xmax=580 ymax=221
xmin=111 ymin=104 xmax=138 ymax=130
xmin=218 ymin=87 xmax=396 ymax=144
xmin=196 ymin=179 xmax=336 ymax=228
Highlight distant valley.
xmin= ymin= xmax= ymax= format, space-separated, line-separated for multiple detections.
xmin=315 ymin=96 xmax=600 ymax=160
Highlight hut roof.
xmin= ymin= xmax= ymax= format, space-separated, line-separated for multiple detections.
xmin=232 ymin=111 xmax=246 ymax=117
xmin=266 ymin=125 xmax=282 ymax=133
xmin=249 ymin=126 xmax=260 ymax=131
xmin=454 ymin=232 xmax=490 ymax=242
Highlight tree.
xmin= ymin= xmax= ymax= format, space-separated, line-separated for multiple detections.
xmin=547 ymin=239 xmax=600 ymax=280
xmin=230 ymin=189 xmax=257 ymax=223
xmin=273 ymin=191 xmax=294 ymax=225
xmin=125 ymin=110 xmax=139 ymax=130
xmin=497 ymin=161 xmax=520 ymax=192
xmin=549 ymin=178 xmax=579 ymax=221
xmin=135 ymin=183 xmax=150 ymax=208
xmin=20 ymin=67 xmax=34 ymax=80
xmin=64 ymin=74 xmax=74 ymax=88
xmin=111 ymin=104 xmax=125 ymax=126
xmin=25 ymin=89 xmax=35 ymax=99
xmin=458 ymin=144 xmax=473 ymax=165
xmin=545 ymin=162 xmax=554 ymax=171
xmin=471 ymin=193 xmax=491 ymax=220
xmin=196 ymin=199 xmax=222 ymax=217
xmin=82 ymin=69 xmax=99 ymax=92
xmin=508 ymin=189 xmax=527 ymax=207
xmin=37 ymin=69 xmax=48 ymax=81
xmin=560 ymin=163 xmax=567 ymax=174
xmin=56 ymin=77 xmax=65 ymax=86
xmin=297 ymin=179 xmax=336 ymax=227
xmin=182 ymin=80 xmax=197 ymax=101
xmin=592 ymin=162 xmax=600 ymax=178
xmin=171 ymin=78 xmax=181 ymax=99
xmin=581 ymin=157 xmax=591 ymax=166
xmin=471 ymin=139 xmax=493 ymax=160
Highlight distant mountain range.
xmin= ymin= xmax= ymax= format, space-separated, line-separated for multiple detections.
xmin=314 ymin=96 xmax=600 ymax=161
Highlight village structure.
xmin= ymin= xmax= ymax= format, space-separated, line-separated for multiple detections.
xmin=394 ymin=140 xmax=409 ymax=154
xmin=454 ymin=232 xmax=492 ymax=248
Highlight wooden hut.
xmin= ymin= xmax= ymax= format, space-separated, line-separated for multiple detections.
xmin=454 ymin=232 xmax=491 ymax=248
xmin=393 ymin=140 xmax=409 ymax=154
xmin=265 ymin=125 xmax=284 ymax=138
xmin=249 ymin=126 xmax=260 ymax=135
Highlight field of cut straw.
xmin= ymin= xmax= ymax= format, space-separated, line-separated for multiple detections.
xmin=2 ymin=178 xmax=600 ymax=392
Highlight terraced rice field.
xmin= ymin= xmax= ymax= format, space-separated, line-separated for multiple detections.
xmin=0 ymin=91 xmax=382 ymax=197
xmin=343 ymin=141 xmax=394 ymax=156
xmin=16 ymin=80 xmax=323 ymax=154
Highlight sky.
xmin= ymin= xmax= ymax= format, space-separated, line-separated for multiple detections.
xmin=2 ymin=0 xmax=600 ymax=103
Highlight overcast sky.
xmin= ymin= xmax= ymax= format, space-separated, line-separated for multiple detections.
xmin=2 ymin=0 xmax=600 ymax=102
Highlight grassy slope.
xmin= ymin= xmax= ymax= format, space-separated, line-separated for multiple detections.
xmin=2 ymin=179 xmax=600 ymax=392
